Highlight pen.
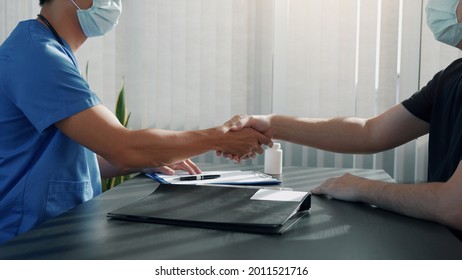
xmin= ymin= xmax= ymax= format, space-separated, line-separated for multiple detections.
xmin=260 ymin=187 xmax=293 ymax=191
xmin=178 ymin=174 xmax=221 ymax=181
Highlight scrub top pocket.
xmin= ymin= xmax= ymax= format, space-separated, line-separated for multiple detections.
xmin=45 ymin=180 xmax=93 ymax=219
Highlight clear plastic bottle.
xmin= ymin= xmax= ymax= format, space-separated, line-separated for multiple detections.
xmin=264 ymin=143 xmax=283 ymax=174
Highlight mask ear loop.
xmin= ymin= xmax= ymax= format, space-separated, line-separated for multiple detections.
xmin=69 ymin=0 xmax=82 ymax=10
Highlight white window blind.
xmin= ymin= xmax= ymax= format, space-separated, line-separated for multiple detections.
xmin=272 ymin=0 xmax=461 ymax=183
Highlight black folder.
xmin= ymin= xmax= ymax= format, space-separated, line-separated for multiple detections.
xmin=107 ymin=184 xmax=311 ymax=234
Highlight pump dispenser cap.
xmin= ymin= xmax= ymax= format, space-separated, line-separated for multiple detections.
xmin=272 ymin=143 xmax=281 ymax=149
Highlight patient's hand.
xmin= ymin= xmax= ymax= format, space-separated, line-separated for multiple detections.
xmin=227 ymin=114 xmax=273 ymax=138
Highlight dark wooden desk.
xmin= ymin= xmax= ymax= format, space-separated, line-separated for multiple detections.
xmin=1 ymin=165 xmax=461 ymax=260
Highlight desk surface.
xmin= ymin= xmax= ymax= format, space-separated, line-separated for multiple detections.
xmin=1 ymin=164 xmax=461 ymax=260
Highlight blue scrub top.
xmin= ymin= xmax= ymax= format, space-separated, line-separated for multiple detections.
xmin=0 ymin=20 xmax=102 ymax=243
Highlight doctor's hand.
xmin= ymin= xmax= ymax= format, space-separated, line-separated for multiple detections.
xmin=143 ymin=159 xmax=202 ymax=175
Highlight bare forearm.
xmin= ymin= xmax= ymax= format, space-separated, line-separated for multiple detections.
xmin=313 ymin=161 xmax=462 ymax=231
xmin=103 ymin=126 xmax=268 ymax=171
xmin=56 ymin=105 xmax=270 ymax=173
xmin=350 ymin=177 xmax=461 ymax=230
xmin=358 ymin=179 xmax=442 ymax=222
xmin=103 ymin=127 xmax=221 ymax=170
xmin=270 ymin=115 xmax=374 ymax=153
xmin=268 ymin=105 xmax=429 ymax=154
xmin=97 ymin=155 xmax=134 ymax=179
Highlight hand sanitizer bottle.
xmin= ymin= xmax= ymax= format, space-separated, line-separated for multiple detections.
xmin=264 ymin=143 xmax=283 ymax=175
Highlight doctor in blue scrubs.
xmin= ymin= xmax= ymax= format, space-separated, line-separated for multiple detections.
xmin=0 ymin=0 xmax=271 ymax=244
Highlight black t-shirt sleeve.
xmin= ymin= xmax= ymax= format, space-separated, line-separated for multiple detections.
xmin=401 ymin=70 xmax=442 ymax=123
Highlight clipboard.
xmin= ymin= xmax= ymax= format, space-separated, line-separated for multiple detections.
xmin=145 ymin=170 xmax=281 ymax=185
xmin=107 ymin=184 xmax=311 ymax=234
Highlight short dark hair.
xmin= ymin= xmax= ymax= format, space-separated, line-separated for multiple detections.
xmin=39 ymin=0 xmax=51 ymax=6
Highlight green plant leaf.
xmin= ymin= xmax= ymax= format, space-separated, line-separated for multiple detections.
xmin=85 ymin=61 xmax=89 ymax=82
xmin=115 ymin=78 xmax=127 ymax=125
xmin=125 ymin=112 xmax=131 ymax=127
xmin=102 ymin=76 xmax=131 ymax=192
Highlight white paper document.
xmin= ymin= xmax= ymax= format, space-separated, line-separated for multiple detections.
xmin=250 ymin=189 xmax=308 ymax=202
xmin=146 ymin=170 xmax=281 ymax=185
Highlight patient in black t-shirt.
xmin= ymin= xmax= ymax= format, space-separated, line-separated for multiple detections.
xmin=224 ymin=0 xmax=462 ymax=241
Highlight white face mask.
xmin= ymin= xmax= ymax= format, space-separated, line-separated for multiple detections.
xmin=70 ymin=0 xmax=122 ymax=37
xmin=426 ymin=0 xmax=462 ymax=46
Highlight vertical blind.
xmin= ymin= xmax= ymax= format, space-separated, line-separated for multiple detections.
xmin=272 ymin=0 xmax=461 ymax=183
xmin=1 ymin=0 xmax=460 ymax=183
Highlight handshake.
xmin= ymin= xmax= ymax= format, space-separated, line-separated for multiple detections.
xmin=138 ymin=114 xmax=276 ymax=176
xmin=216 ymin=114 xmax=274 ymax=163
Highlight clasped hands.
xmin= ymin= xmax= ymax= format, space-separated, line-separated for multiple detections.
xmin=152 ymin=115 xmax=272 ymax=175
xmin=216 ymin=114 xmax=273 ymax=162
